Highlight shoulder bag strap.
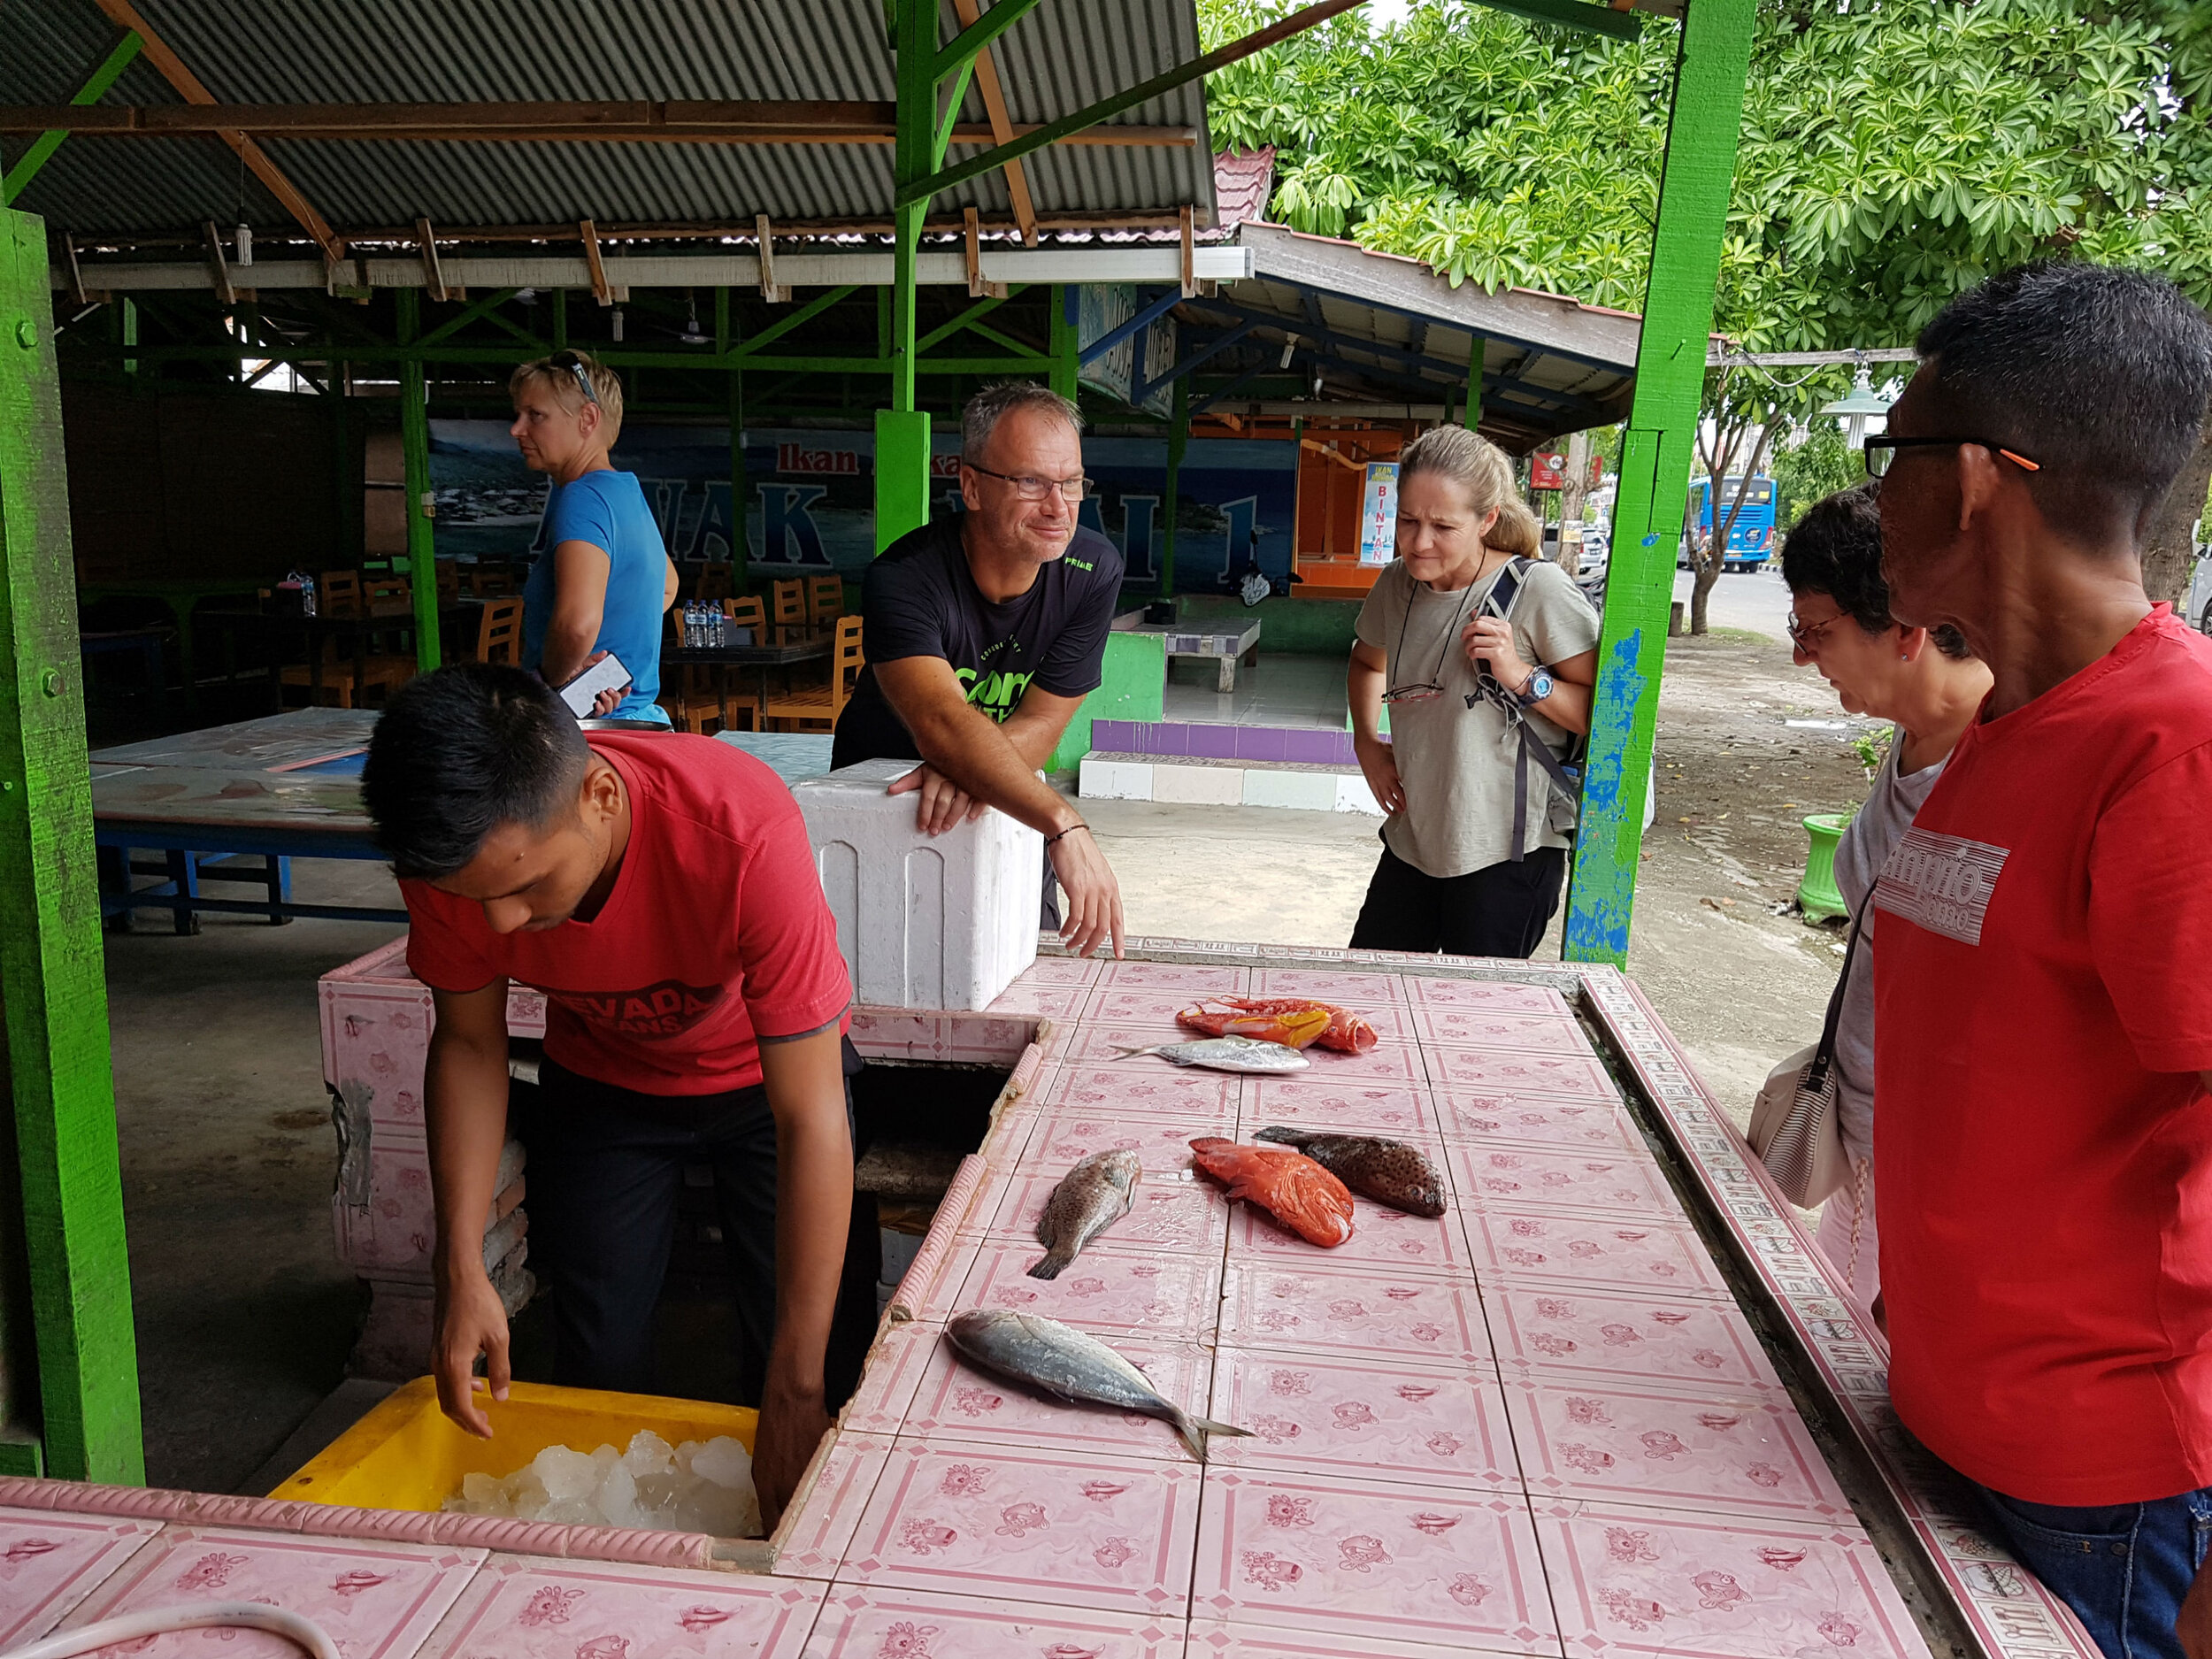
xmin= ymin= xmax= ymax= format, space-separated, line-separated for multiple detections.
xmin=1804 ymin=899 xmax=1870 ymax=1084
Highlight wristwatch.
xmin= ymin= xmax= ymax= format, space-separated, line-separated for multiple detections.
xmin=1517 ymin=666 xmax=1555 ymax=707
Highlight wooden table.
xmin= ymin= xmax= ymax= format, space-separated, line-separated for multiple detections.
xmin=665 ymin=631 xmax=833 ymax=725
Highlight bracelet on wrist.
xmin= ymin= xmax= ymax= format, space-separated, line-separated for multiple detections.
xmin=1045 ymin=823 xmax=1090 ymax=846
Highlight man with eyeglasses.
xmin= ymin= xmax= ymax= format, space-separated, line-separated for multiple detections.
xmin=832 ymin=381 xmax=1126 ymax=957
xmin=1865 ymin=261 xmax=2212 ymax=1659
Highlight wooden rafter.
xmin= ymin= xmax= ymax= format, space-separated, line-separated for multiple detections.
xmin=416 ymin=217 xmax=447 ymax=303
xmin=84 ymin=0 xmax=344 ymax=262
xmin=949 ymin=0 xmax=1040 ymax=248
xmin=579 ymin=218 xmax=610 ymax=305
xmin=755 ymin=214 xmax=787 ymax=303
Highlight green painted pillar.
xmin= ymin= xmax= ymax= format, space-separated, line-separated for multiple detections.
xmin=1463 ymin=333 xmax=1486 ymax=432
xmin=717 ymin=289 xmax=751 ymax=585
xmin=119 ymin=297 xmax=135 ymax=378
xmin=0 ymin=205 xmax=143 ymax=1484
xmin=878 ymin=0 xmax=933 ymax=552
xmin=1561 ymin=0 xmax=1757 ymax=966
xmin=395 ymin=289 xmax=441 ymax=672
xmin=1161 ymin=378 xmax=1187 ymax=597
xmin=1049 ymin=285 xmax=1079 ymax=401
xmin=551 ymin=288 xmax=568 ymax=351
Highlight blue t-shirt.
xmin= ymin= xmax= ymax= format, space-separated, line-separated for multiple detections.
xmin=525 ymin=468 xmax=670 ymax=724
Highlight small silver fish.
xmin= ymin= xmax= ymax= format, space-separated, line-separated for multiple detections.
xmin=1031 ymin=1148 xmax=1141 ymax=1280
xmin=947 ymin=1309 xmax=1254 ymax=1462
xmin=1111 ymin=1034 xmax=1310 ymax=1073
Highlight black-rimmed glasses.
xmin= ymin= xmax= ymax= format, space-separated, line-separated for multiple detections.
xmin=549 ymin=349 xmax=601 ymax=407
xmin=1863 ymin=435 xmax=2041 ymax=478
xmin=963 ymin=462 xmax=1092 ymax=502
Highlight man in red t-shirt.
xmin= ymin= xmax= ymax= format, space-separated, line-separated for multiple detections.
xmin=360 ymin=663 xmax=858 ymax=1525
xmin=1871 ymin=262 xmax=2212 ymax=1659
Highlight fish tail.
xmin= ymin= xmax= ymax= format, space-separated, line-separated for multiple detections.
xmin=1110 ymin=1043 xmax=1163 ymax=1060
xmin=1026 ymin=1248 xmax=1072 ymax=1281
xmin=1167 ymin=1406 xmax=1256 ymax=1463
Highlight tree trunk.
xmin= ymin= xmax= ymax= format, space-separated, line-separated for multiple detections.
xmin=2142 ymin=408 xmax=2212 ymax=619
xmin=1689 ymin=548 xmax=1719 ymax=634
xmin=1555 ymin=429 xmax=1591 ymax=570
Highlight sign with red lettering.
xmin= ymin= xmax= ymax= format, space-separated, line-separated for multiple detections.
xmin=1530 ymin=451 xmax=1567 ymax=490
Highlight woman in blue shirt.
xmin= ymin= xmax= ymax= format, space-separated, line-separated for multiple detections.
xmin=509 ymin=349 xmax=678 ymax=723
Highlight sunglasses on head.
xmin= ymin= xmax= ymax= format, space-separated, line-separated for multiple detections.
xmin=548 ymin=349 xmax=600 ymax=407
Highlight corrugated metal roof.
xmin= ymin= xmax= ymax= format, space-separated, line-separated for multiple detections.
xmin=2 ymin=0 xmax=1216 ymax=235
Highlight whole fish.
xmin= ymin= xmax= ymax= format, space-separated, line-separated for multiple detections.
xmin=1030 ymin=1148 xmax=1141 ymax=1280
xmin=947 ymin=1309 xmax=1253 ymax=1462
xmin=1177 ymin=997 xmax=1380 ymax=1055
xmin=1254 ymin=1127 xmax=1448 ymax=1218
xmin=1112 ymin=1035 xmax=1310 ymax=1073
xmin=1188 ymin=1136 xmax=1355 ymax=1247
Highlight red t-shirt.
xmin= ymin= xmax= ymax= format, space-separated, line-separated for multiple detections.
xmin=402 ymin=732 xmax=849 ymax=1095
xmin=1874 ymin=607 xmax=2212 ymax=1504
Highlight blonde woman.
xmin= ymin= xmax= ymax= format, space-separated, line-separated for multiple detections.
xmin=1348 ymin=427 xmax=1601 ymax=956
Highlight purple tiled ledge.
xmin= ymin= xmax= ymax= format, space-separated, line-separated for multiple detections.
xmin=1089 ymin=719 xmax=1359 ymax=766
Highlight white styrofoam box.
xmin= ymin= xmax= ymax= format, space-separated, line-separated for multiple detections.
xmin=1334 ymin=772 xmax=1386 ymax=815
xmin=794 ymin=757 xmax=1044 ymax=1011
xmin=1079 ymin=757 xmax=1155 ymax=800
xmin=1150 ymin=761 xmax=1245 ymax=806
xmin=1242 ymin=768 xmax=1340 ymax=812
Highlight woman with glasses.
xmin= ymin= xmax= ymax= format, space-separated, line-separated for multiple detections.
xmin=509 ymin=350 xmax=680 ymax=724
xmin=1779 ymin=481 xmax=1990 ymax=1309
xmin=1346 ymin=426 xmax=1601 ymax=957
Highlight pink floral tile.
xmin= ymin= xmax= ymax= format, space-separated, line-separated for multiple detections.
xmin=957 ymin=1243 xmax=1225 ymax=1342
xmin=1008 ymin=956 xmax=1104 ymax=989
xmin=773 ymin=1431 xmax=896 ymax=1580
xmin=852 ymin=1317 xmax=1217 ymax=1463
xmin=1294 ymin=1043 xmax=1424 ymax=1084
xmin=1187 ymin=1617 xmax=1532 ymax=1658
xmin=1218 ymin=1263 xmax=1491 ymax=1369
xmin=1018 ymin=1105 xmax=1238 ymax=1171
xmin=1484 ymin=1283 xmax=1780 ymax=1392
xmin=1403 ymin=979 xmax=1571 ymax=1017
xmin=60 ymin=1525 xmax=485 ymax=1658
xmin=803 ymin=1585 xmax=1186 ymax=1657
xmin=886 ymin=1233 xmax=987 ymax=1324
xmin=1085 ymin=987 xmax=1215 ymax=1027
xmin=1240 ymin=1079 xmax=1432 ymax=1137
xmin=1432 ymin=1093 xmax=1646 ymax=1153
xmin=1097 ymin=961 xmax=1250 ymax=994
xmin=1207 ymin=1348 xmax=1517 ymax=1493
xmin=1425 ymin=1048 xmax=1620 ymax=1101
xmin=1248 ymin=969 xmax=1413 ymax=1006
xmin=835 ymin=1444 xmax=1199 ymax=1617
xmin=1448 ymin=1146 xmax=1681 ymax=1221
xmin=1505 ymin=1377 xmax=1850 ymax=1523
xmin=1409 ymin=1007 xmax=1590 ymax=1053
xmin=985 ymin=983 xmax=1090 ymax=1019
xmin=1041 ymin=1064 xmax=1241 ymax=1119
xmin=1062 ymin=1023 xmax=1200 ymax=1065
xmin=1463 ymin=1209 xmax=1735 ymax=1301
xmin=1537 ymin=1501 xmax=1924 ymax=1659
xmin=1192 ymin=1471 xmax=1556 ymax=1654
xmin=420 ymin=1553 xmax=824 ymax=1658
xmin=0 ymin=1508 xmax=165 ymax=1647
xmin=1228 ymin=1193 xmax=1472 ymax=1281
xmin=974 ymin=1163 xmax=1227 ymax=1258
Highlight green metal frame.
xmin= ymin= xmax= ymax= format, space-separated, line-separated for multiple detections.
xmin=0 ymin=205 xmax=143 ymax=1484
xmin=395 ymin=288 xmax=442 ymax=672
xmin=2 ymin=31 xmax=143 ymax=207
xmin=1561 ymin=0 xmax=1758 ymax=965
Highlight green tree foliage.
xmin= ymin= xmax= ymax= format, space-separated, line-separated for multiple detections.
xmin=1202 ymin=0 xmax=2212 ymax=346
xmin=1772 ymin=423 xmax=1863 ymax=532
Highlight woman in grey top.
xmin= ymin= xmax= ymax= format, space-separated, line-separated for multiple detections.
xmin=1781 ymin=483 xmax=1989 ymax=1306
xmin=1348 ymin=426 xmax=1602 ymax=956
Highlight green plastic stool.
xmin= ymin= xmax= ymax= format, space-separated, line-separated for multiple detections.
xmin=1797 ymin=813 xmax=1854 ymax=921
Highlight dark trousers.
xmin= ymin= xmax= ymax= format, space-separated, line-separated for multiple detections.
xmin=1970 ymin=1476 xmax=2212 ymax=1659
xmin=519 ymin=1054 xmax=879 ymax=1409
xmin=1349 ymin=842 xmax=1566 ymax=959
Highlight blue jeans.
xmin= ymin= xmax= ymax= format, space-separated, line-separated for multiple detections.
xmin=1974 ymin=1480 xmax=2212 ymax=1659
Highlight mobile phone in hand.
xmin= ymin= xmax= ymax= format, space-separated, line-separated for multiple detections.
xmin=557 ymin=651 xmax=629 ymax=718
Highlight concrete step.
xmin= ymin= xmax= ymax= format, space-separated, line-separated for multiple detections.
xmin=1079 ymin=750 xmax=1384 ymax=815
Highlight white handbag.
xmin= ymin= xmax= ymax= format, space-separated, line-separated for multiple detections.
xmin=1747 ymin=906 xmax=1863 ymax=1209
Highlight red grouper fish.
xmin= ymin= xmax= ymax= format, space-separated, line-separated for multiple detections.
xmin=1188 ymin=1137 xmax=1356 ymax=1247
xmin=1176 ymin=997 xmax=1379 ymax=1054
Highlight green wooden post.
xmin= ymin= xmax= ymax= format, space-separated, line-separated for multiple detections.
xmin=551 ymin=288 xmax=568 ymax=351
xmin=716 ymin=288 xmax=751 ymax=586
xmin=0 ymin=206 xmax=144 ymax=1484
xmin=0 ymin=30 xmax=143 ymax=206
xmin=1049 ymin=286 xmax=1079 ymax=401
xmin=877 ymin=0 xmax=934 ymax=551
xmin=1463 ymin=333 xmax=1486 ymax=432
xmin=1161 ymin=378 xmax=1187 ymax=597
xmin=119 ymin=298 xmax=135 ymax=379
xmin=395 ymin=290 xmax=442 ymax=672
xmin=1561 ymin=0 xmax=1756 ymax=966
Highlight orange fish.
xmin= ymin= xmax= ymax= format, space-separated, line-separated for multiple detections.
xmin=1189 ymin=1137 xmax=1356 ymax=1247
xmin=1176 ymin=998 xmax=1379 ymax=1054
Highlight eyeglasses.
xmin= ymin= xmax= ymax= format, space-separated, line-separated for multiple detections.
xmin=1786 ymin=611 xmax=1843 ymax=652
xmin=1382 ymin=681 xmax=1444 ymax=705
xmin=964 ymin=462 xmax=1092 ymax=502
xmin=548 ymin=349 xmax=600 ymax=408
xmin=1863 ymin=435 xmax=2040 ymax=478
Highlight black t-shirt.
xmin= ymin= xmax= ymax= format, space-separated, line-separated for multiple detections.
xmin=831 ymin=514 xmax=1125 ymax=766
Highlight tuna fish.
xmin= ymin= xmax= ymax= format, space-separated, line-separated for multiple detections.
xmin=1030 ymin=1148 xmax=1142 ymax=1280
xmin=1254 ymin=1127 xmax=1448 ymax=1218
xmin=1188 ymin=1137 xmax=1356 ymax=1247
xmin=947 ymin=1309 xmax=1254 ymax=1462
xmin=1112 ymin=1035 xmax=1311 ymax=1073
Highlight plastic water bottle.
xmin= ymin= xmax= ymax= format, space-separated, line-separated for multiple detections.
xmin=685 ymin=602 xmax=701 ymax=648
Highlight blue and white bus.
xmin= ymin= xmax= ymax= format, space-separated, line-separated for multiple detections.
xmin=1681 ymin=475 xmax=1778 ymax=572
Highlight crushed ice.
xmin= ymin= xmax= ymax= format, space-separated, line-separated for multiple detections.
xmin=442 ymin=1429 xmax=761 ymax=1537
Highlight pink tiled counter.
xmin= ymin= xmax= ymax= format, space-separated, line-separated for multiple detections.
xmin=1 ymin=937 xmax=2088 ymax=1659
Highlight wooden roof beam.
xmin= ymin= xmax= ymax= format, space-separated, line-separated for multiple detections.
xmin=86 ymin=0 xmax=344 ymax=263
xmin=949 ymin=0 xmax=1040 ymax=248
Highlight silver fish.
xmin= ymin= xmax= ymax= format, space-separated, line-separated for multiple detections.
xmin=1111 ymin=1034 xmax=1310 ymax=1073
xmin=947 ymin=1309 xmax=1254 ymax=1462
xmin=1031 ymin=1148 xmax=1141 ymax=1280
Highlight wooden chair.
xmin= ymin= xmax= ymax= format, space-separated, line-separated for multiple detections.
xmin=472 ymin=597 xmax=524 ymax=665
xmin=726 ymin=594 xmax=767 ymax=641
xmin=364 ymin=575 xmax=412 ymax=617
xmin=764 ymin=614 xmax=863 ymax=732
xmin=697 ymin=564 xmax=734 ymax=605
xmin=434 ymin=561 xmax=461 ymax=603
xmin=770 ymin=578 xmax=807 ymax=636
xmin=467 ymin=565 xmax=516 ymax=598
xmin=319 ymin=569 xmax=363 ymax=618
xmin=806 ymin=574 xmax=845 ymax=627
xmin=281 ymin=643 xmax=413 ymax=709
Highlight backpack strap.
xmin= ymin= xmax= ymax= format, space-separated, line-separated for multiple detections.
xmin=1475 ymin=558 xmax=1584 ymax=863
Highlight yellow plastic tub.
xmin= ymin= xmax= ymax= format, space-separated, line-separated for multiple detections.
xmin=268 ymin=1376 xmax=757 ymax=1512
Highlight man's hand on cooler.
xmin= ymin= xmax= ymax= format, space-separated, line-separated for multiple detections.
xmin=887 ymin=762 xmax=988 ymax=836
xmin=432 ymin=1265 xmax=511 ymax=1438
xmin=752 ymin=1374 xmax=833 ymax=1531
xmin=1048 ymin=820 xmax=1125 ymax=959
